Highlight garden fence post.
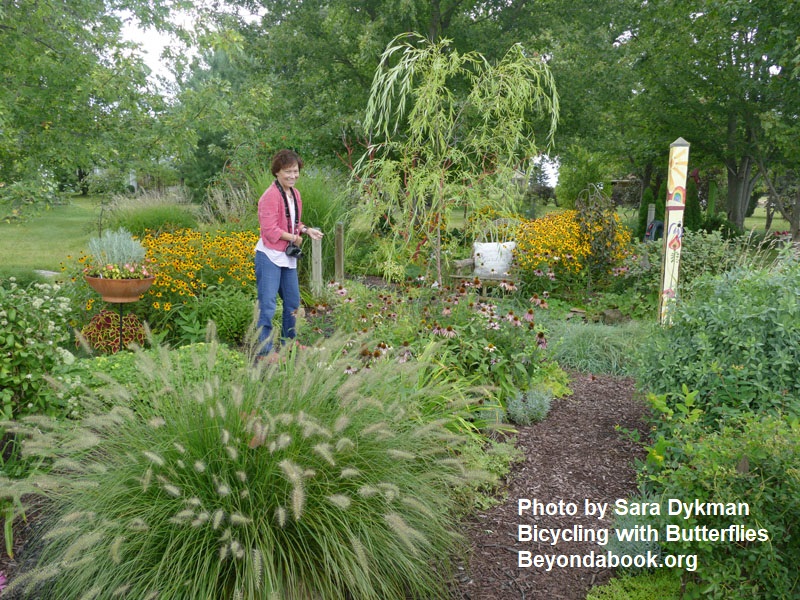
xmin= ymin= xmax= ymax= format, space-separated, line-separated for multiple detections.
xmin=311 ymin=238 xmax=323 ymax=295
xmin=335 ymin=222 xmax=345 ymax=282
xmin=659 ymin=137 xmax=690 ymax=324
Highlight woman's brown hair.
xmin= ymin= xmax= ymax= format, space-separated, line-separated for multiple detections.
xmin=270 ymin=149 xmax=304 ymax=176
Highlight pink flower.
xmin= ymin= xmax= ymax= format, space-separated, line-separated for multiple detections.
xmin=0 ymin=572 xmax=6 ymax=592
xmin=441 ymin=325 xmax=457 ymax=338
xmin=500 ymin=280 xmax=517 ymax=292
xmin=441 ymin=307 xmax=452 ymax=316
xmin=536 ymin=332 xmax=548 ymax=350
xmin=524 ymin=309 xmax=535 ymax=322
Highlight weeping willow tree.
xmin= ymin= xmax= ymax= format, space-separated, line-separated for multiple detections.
xmin=353 ymin=33 xmax=559 ymax=283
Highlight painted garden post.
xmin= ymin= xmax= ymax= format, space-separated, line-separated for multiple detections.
xmin=659 ymin=137 xmax=690 ymax=324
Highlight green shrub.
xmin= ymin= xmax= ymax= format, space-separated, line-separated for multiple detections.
xmin=645 ymin=414 xmax=800 ymax=600
xmin=0 ymin=280 xmax=74 ymax=420
xmin=3 ymin=342 xmax=474 ymax=599
xmin=636 ymin=254 xmax=800 ymax=426
xmin=586 ymin=570 xmax=682 ymax=600
xmin=171 ymin=286 xmax=255 ymax=346
xmin=604 ymin=493 xmax=664 ymax=573
xmin=505 ymin=386 xmax=552 ymax=425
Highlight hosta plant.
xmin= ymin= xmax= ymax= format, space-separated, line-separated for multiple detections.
xmin=2 ymin=339 xmax=477 ymax=599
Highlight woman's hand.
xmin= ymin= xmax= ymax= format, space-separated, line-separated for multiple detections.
xmin=303 ymin=227 xmax=324 ymax=241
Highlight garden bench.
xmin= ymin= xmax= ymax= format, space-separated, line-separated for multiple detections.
xmin=449 ymin=255 xmax=519 ymax=293
xmin=450 ymin=236 xmax=517 ymax=293
xmin=449 ymin=217 xmax=520 ymax=292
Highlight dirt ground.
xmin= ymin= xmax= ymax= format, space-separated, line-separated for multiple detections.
xmin=451 ymin=373 xmax=648 ymax=600
xmin=0 ymin=374 xmax=647 ymax=600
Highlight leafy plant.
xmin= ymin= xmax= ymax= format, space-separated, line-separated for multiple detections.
xmin=644 ymin=414 xmax=800 ymax=600
xmin=173 ymin=287 xmax=255 ymax=346
xmin=78 ymin=308 xmax=146 ymax=354
xmin=305 ymin=280 xmax=563 ymax=407
xmin=0 ymin=279 xmax=73 ymax=420
xmin=636 ymin=252 xmax=800 ymax=427
xmin=2 ymin=341 xmax=478 ymax=600
xmin=585 ymin=570 xmax=682 ymax=600
xmin=575 ymin=184 xmax=629 ymax=292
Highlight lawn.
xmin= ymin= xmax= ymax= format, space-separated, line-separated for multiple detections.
xmin=0 ymin=196 xmax=99 ymax=275
xmin=744 ymin=205 xmax=792 ymax=234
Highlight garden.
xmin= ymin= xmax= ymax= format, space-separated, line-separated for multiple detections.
xmin=2 ymin=167 xmax=798 ymax=598
xmin=2 ymin=6 xmax=800 ymax=599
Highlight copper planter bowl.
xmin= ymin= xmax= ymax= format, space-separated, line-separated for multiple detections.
xmin=85 ymin=276 xmax=155 ymax=303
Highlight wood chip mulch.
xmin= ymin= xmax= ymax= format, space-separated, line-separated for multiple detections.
xmin=451 ymin=373 xmax=649 ymax=600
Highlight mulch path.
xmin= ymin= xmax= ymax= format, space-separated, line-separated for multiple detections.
xmin=451 ymin=373 xmax=649 ymax=600
xmin=0 ymin=374 xmax=647 ymax=600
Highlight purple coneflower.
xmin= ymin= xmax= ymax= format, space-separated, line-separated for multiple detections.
xmin=536 ymin=331 xmax=548 ymax=350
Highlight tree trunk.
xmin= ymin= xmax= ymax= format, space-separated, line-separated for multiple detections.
xmin=726 ymin=156 xmax=757 ymax=228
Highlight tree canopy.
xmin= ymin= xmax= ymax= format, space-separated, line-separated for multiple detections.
xmin=2 ymin=0 xmax=798 ymax=237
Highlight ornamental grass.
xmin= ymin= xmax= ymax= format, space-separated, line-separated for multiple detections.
xmin=2 ymin=339 xmax=476 ymax=599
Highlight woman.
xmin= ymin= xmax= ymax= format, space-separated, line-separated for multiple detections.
xmin=254 ymin=149 xmax=323 ymax=357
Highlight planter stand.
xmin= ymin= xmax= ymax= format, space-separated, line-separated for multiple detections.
xmin=84 ymin=276 xmax=154 ymax=352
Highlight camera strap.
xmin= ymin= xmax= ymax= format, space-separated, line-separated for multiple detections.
xmin=274 ymin=180 xmax=299 ymax=235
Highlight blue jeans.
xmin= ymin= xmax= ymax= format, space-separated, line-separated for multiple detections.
xmin=254 ymin=252 xmax=300 ymax=355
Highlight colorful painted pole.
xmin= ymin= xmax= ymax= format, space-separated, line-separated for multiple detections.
xmin=659 ymin=137 xmax=690 ymax=324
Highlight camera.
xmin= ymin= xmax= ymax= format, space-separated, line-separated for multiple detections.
xmin=285 ymin=242 xmax=303 ymax=259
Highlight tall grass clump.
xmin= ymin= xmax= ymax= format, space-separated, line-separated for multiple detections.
xmin=549 ymin=321 xmax=648 ymax=377
xmin=2 ymin=339 xmax=474 ymax=599
xmin=106 ymin=189 xmax=198 ymax=236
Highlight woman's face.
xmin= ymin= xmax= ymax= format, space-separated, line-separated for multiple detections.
xmin=276 ymin=163 xmax=300 ymax=189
